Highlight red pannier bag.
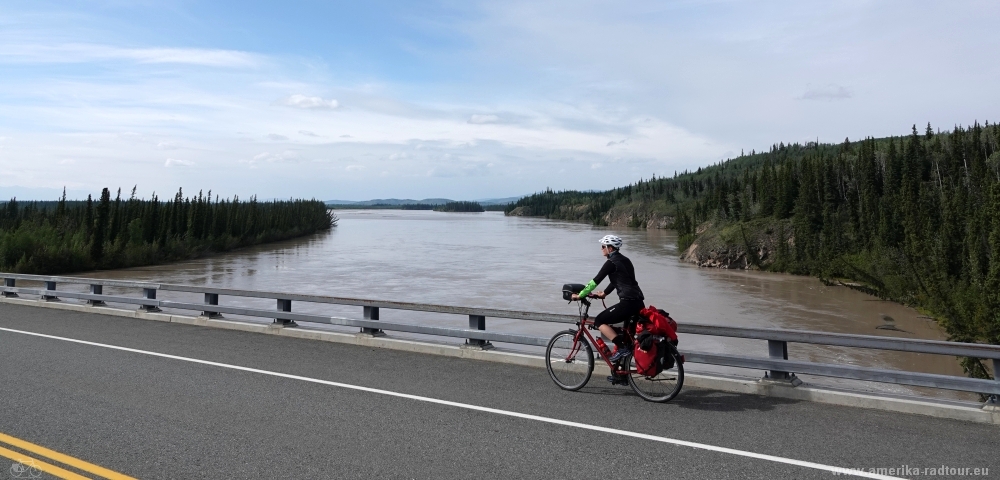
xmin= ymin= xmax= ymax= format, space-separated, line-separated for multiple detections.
xmin=632 ymin=336 xmax=659 ymax=376
xmin=632 ymin=306 xmax=679 ymax=376
xmin=638 ymin=306 xmax=678 ymax=342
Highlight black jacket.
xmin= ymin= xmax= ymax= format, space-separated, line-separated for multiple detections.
xmin=592 ymin=251 xmax=644 ymax=301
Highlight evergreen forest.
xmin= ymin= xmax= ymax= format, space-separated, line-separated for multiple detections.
xmin=0 ymin=187 xmax=335 ymax=275
xmin=507 ymin=122 xmax=1000 ymax=378
xmin=434 ymin=201 xmax=485 ymax=212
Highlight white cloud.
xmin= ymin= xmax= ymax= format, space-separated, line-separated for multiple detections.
xmin=800 ymin=84 xmax=853 ymax=101
xmin=345 ymin=165 xmax=365 ymax=172
xmin=165 ymin=158 xmax=194 ymax=167
xmin=426 ymin=161 xmax=493 ymax=178
xmin=606 ymin=139 xmax=627 ymax=146
xmin=268 ymin=133 xmax=288 ymax=141
xmin=468 ymin=114 xmax=500 ymax=124
xmin=299 ymin=130 xmax=321 ymax=137
xmin=278 ymin=95 xmax=340 ymax=110
xmin=251 ymin=151 xmax=301 ymax=164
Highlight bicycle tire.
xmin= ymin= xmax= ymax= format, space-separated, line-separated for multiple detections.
xmin=627 ymin=343 xmax=684 ymax=402
xmin=545 ymin=329 xmax=594 ymax=391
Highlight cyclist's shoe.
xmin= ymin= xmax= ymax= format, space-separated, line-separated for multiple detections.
xmin=608 ymin=346 xmax=632 ymax=363
xmin=607 ymin=374 xmax=628 ymax=385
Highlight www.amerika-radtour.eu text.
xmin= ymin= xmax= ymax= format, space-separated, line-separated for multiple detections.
xmin=833 ymin=465 xmax=989 ymax=476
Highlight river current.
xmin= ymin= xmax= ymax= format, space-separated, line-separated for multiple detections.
xmin=72 ymin=210 xmax=970 ymax=400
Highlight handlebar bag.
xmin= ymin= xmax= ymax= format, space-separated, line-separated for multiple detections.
xmin=562 ymin=283 xmax=586 ymax=301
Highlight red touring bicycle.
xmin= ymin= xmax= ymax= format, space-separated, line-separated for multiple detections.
xmin=545 ymin=295 xmax=684 ymax=402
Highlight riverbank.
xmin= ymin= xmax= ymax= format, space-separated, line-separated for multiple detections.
xmin=506 ymin=199 xmax=675 ymax=229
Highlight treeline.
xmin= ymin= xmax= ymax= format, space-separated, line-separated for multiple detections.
xmin=0 ymin=187 xmax=336 ymax=274
xmin=506 ymin=189 xmax=612 ymax=224
xmin=509 ymin=122 xmax=1000 ymax=378
xmin=434 ymin=201 xmax=485 ymax=212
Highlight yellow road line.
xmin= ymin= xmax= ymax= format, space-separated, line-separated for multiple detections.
xmin=0 ymin=445 xmax=91 ymax=480
xmin=0 ymin=432 xmax=136 ymax=480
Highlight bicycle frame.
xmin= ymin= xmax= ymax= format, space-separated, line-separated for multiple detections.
xmin=567 ymin=300 xmax=635 ymax=375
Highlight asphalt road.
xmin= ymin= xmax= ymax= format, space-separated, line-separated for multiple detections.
xmin=0 ymin=303 xmax=996 ymax=479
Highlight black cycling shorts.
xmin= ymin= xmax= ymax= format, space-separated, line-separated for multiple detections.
xmin=594 ymin=299 xmax=645 ymax=328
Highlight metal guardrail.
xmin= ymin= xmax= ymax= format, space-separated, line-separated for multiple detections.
xmin=2 ymin=272 xmax=999 ymax=405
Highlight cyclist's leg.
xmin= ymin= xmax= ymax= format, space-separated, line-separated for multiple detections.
xmin=595 ymin=304 xmax=630 ymax=348
xmin=596 ymin=300 xmax=644 ymax=348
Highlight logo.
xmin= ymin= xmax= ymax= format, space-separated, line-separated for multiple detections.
xmin=9 ymin=460 xmax=42 ymax=478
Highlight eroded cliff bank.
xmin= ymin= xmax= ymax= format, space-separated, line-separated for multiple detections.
xmin=507 ymin=203 xmax=791 ymax=271
xmin=678 ymin=218 xmax=793 ymax=270
xmin=507 ymin=202 xmax=674 ymax=230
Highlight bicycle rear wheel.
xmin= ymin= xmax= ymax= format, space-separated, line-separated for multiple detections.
xmin=545 ymin=330 xmax=594 ymax=391
xmin=627 ymin=343 xmax=684 ymax=402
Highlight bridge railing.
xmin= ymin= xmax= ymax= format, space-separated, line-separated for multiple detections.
xmin=2 ymin=272 xmax=999 ymax=406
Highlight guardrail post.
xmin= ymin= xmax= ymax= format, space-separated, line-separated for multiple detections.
xmin=359 ymin=306 xmax=385 ymax=336
xmin=464 ymin=315 xmax=494 ymax=350
xmin=139 ymin=288 xmax=161 ymax=312
xmin=987 ymin=359 xmax=1000 ymax=411
xmin=3 ymin=278 xmax=17 ymax=298
xmin=202 ymin=293 xmax=222 ymax=318
xmin=763 ymin=340 xmax=801 ymax=386
xmin=87 ymin=284 xmax=106 ymax=306
xmin=42 ymin=281 xmax=59 ymax=301
xmin=274 ymin=299 xmax=296 ymax=327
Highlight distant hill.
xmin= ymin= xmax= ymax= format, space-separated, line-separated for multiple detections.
xmin=326 ymin=198 xmax=450 ymax=206
xmin=476 ymin=196 xmax=522 ymax=206
xmin=326 ymin=196 xmax=523 ymax=207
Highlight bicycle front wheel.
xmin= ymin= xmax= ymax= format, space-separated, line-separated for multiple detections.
xmin=545 ymin=329 xmax=594 ymax=391
xmin=627 ymin=344 xmax=684 ymax=402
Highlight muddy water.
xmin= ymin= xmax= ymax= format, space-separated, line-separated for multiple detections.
xmin=71 ymin=210 xmax=971 ymax=400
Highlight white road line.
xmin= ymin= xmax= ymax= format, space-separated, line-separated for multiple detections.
xmin=1 ymin=326 xmax=901 ymax=480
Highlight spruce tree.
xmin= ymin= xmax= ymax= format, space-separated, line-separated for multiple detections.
xmin=84 ymin=194 xmax=94 ymax=237
xmin=109 ymin=188 xmax=122 ymax=244
xmin=56 ymin=188 xmax=67 ymax=217
xmin=91 ymin=188 xmax=111 ymax=261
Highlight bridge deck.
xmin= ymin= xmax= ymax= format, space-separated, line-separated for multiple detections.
xmin=0 ymin=303 xmax=996 ymax=479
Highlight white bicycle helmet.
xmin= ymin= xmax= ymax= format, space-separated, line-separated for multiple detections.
xmin=599 ymin=234 xmax=623 ymax=249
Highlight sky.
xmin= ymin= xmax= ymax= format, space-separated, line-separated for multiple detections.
xmin=1 ymin=1 xmax=998 ymax=201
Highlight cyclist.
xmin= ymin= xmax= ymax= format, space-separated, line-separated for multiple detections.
xmin=572 ymin=234 xmax=645 ymax=366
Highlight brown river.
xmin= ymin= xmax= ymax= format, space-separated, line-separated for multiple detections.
xmin=68 ymin=210 xmax=971 ymax=401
